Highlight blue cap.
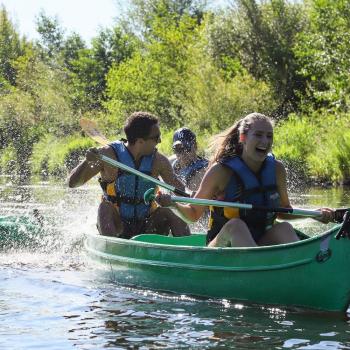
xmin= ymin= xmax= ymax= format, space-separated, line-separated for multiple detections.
xmin=173 ymin=128 xmax=196 ymax=150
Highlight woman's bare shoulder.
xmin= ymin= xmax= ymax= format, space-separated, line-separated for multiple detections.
xmin=208 ymin=162 xmax=232 ymax=176
xmin=275 ymin=159 xmax=287 ymax=176
xmin=203 ymin=162 xmax=232 ymax=186
xmin=196 ymin=162 xmax=232 ymax=197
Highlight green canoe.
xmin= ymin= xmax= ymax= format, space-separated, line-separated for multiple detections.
xmin=0 ymin=214 xmax=44 ymax=249
xmin=85 ymin=223 xmax=350 ymax=313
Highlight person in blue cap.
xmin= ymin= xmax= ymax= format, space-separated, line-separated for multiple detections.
xmin=170 ymin=128 xmax=209 ymax=192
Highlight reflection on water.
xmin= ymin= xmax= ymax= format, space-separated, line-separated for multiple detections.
xmin=0 ymin=176 xmax=349 ymax=349
xmin=290 ymin=186 xmax=350 ymax=209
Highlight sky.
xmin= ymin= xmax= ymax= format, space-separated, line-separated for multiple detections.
xmin=1 ymin=0 xmax=228 ymax=44
xmin=0 ymin=0 xmax=123 ymax=43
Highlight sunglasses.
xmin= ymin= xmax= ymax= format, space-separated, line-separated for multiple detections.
xmin=146 ymin=134 xmax=161 ymax=143
xmin=173 ymin=145 xmax=191 ymax=153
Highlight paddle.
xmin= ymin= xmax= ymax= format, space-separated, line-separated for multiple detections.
xmin=79 ymin=118 xmax=190 ymax=197
xmin=79 ymin=118 xmax=110 ymax=146
xmin=144 ymin=188 xmax=349 ymax=223
xmin=335 ymin=211 xmax=350 ymax=239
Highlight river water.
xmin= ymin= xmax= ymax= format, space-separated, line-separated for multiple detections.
xmin=0 ymin=176 xmax=349 ymax=349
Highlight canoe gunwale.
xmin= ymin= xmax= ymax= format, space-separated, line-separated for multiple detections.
xmin=84 ymin=224 xmax=340 ymax=252
xmin=85 ymin=242 xmax=314 ymax=271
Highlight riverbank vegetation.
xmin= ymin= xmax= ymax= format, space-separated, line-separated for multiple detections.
xmin=0 ymin=0 xmax=349 ymax=184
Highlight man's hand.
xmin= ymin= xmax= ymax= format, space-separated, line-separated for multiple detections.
xmin=86 ymin=147 xmax=102 ymax=167
xmin=155 ymin=191 xmax=174 ymax=208
xmin=68 ymin=147 xmax=102 ymax=188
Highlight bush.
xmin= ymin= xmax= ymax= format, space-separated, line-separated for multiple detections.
xmin=31 ymin=134 xmax=94 ymax=177
xmin=273 ymin=114 xmax=317 ymax=162
xmin=274 ymin=111 xmax=350 ymax=184
xmin=0 ymin=145 xmax=17 ymax=174
xmin=306 ymin=117 xmax=350 ymax=183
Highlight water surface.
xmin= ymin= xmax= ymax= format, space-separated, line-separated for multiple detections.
xmin=0 ymin=177 xmax=349 ymax=349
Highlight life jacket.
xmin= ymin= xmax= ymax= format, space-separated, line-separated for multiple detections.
xmin=172 ymin=157 xmax=208 ymax=186
xmin=207 ymin=154 xmax=280 ymax=243
xmin=100 ymin=141 xmax=155 ymax=224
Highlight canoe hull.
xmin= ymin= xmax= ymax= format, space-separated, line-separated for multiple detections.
xmin=0 ymin=215 xmax=44 ymax=249
xmin=85 ymin=226 xmax=350 ymax=312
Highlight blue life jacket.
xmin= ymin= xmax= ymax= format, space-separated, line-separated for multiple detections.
xmin=207 ymin=154 xmax=280 ymax=243
xmin=108 ymin=141 xmax=155 ymax=223
xmin=172 ymin=157 xmax=208 ymax=186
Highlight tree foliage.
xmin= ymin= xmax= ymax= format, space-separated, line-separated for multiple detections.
xmin=207 ymin=0 xmax=308 ymax=117
xmin=124 ymin=0 xmax=207 ymax=38
xmin=0 ymin=1 xmax=348 ymax=183
xmin=294 ymin=0 xmax=350 ymax=112
xmin=67 ymin=26 xmax=137 ymax=112
xmin=35 ymin=11 xmax=65 ymax=61
xmin=0 ymin=6 xmax=26 ymax=85
xmin=106 ymin=11 xmax=199 ymax=128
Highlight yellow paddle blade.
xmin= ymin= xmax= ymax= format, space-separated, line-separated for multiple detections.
xmin=79 ymin=118 xmax=110 ymax=146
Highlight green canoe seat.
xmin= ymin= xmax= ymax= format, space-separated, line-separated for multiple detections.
xmin=131 ymin=233 xmax=206 ymax=246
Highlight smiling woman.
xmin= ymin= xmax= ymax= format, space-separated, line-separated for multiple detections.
xmin=156 ymin=112 xmax=336 ymax=247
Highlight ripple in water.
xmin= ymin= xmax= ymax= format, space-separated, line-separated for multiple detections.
xmin=0 ymin=180 xmax=350 ymax=349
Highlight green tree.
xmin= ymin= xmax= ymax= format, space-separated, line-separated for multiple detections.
xmin=67 ymin=26 xmax=137 ymax=111
xmin=0 ymin=46 xmax=77 ymax=177
xmin=208 ymin=0 xmax=308 ymax=117
xmin=125 ymin=0 xmax=206 ymax=37
xmin=61 ymin=32 xmax=86 ymax=70
xmin=35 ymin=11 xmax=65 ymax=61
xmin=106 ymin=13 xmax=200 ymax=128
xmin=180 ymin=17 xmax=277 ymax=132
xmin=294 ymin=0 xmax=350 ymax=112
xmin=0 ymin=6 xmax=26 ymax=85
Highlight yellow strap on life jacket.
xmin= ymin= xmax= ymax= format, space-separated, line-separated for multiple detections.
xmin=104 ymin=182 xmax=158 ymax=211
xmin=223 ymin=207 xmax=239 ymax=219
xmin=208 ymin=205 xmax=240 ymax=229
xmin=106 ymin=182 xmax=116 ymax=197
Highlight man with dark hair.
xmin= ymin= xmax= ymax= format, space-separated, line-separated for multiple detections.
xmin=68 ymin=111 xmax=190 ymax=238
xmin=170 ymin=127 xmax=208 ymax=192
xmin=124 ymin=111 xmax=159 ymax=143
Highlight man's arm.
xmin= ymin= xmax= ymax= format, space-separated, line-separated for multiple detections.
xmin=68 ymin=147 xmax=103 ymax=188
xmin=156 ymin=152 xmax=186 ymax=191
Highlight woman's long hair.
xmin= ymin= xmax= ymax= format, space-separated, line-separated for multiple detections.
xmin=209 ymin=112 xmax=273 ymax=164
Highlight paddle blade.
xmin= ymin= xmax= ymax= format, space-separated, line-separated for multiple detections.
xmin=334 ymin=208 xmax=350 ymax=223
xmin=335 ymin=211 xmax=350 ymax=239
xmin=80 ymin=118 xmax=110 ymax=146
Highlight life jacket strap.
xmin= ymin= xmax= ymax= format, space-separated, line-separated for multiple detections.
xmin=207 ymin=208 xmax=229 ymax=244
xmin=98 ymin=177 xmax=108 ymax=191
xmin=239 ymin=184 xmax=278 ymax=200
xmin=115 ymin=193 xmax=145 ymax=205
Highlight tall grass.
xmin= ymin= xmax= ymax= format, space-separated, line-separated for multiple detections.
xmin=31 ymin=134 xmax=95 ymax=177
xmin=274 ymin=111 xmax=350 ymax=184
xmin=27 ymin=111 xmax=350 ymax=185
